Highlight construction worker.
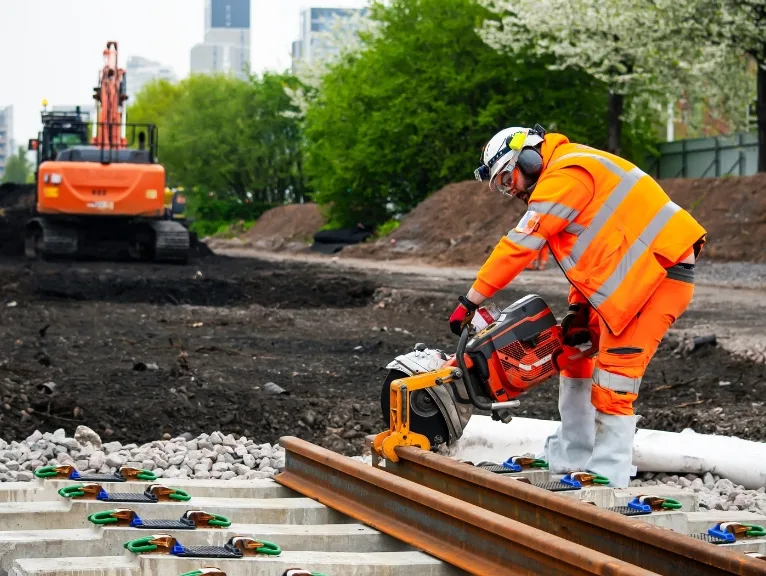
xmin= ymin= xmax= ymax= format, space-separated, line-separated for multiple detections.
xmin=448 ymin=125 xmax=706 ymax=487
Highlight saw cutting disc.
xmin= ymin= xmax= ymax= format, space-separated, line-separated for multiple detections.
xmin=380 ymin=369 xmax=450 ymax=447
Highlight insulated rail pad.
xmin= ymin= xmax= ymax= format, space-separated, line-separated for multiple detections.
xmin=478 ymin=466 xmax=580 ymax=492
xmin=479 ymin=465 xmax=520 ymax=474
xmin=135 ymin=519 xmax=196 ymax=530
xmin=534 ymin=481 xmax=581 ymax=492
xmin=175 ymin=545 xmax=242 ymax=558
xmin=72 ymin=473 xmax=127 ymax=483
xmin=690 ymin=533 xmax=735 ymax=545
xmin=606 ymin=506 xmax=651 ymax=517
xmin=99 ymin=493 xmax=157 ymax=503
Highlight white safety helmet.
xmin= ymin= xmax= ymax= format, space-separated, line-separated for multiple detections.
xmin=474 ymin=125 xmax=546 ymax=197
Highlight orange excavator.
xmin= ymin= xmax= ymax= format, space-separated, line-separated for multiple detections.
xmin=25 ymin=41 xmax=189 ymax=262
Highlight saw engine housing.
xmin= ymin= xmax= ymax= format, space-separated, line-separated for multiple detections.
xmin=380 ymin=294 xmax=581 ymax=448
xmin=465 ymin=293 xmax=563 ymax=402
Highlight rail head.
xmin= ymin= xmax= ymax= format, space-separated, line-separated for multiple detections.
xmin=277 ymin=436 xmax=656 ymax=576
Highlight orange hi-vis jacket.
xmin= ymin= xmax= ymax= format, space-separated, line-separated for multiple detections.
xmin=472 ymin=134 xmax=707 ymax=336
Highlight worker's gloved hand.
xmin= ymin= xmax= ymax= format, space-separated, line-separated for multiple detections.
xmin=449 ymin=296 xmax=479 ymax=336
xmin=560 ymin=303 xmax=592 ymax=346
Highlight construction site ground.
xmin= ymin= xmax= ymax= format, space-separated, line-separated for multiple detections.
xmin=1 ymin=247 xmax=765 ymax=457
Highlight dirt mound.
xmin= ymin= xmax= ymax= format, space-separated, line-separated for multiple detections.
xmin=242 ymin=203 xmax=325 ymax=251
xmin=0 ymin=184 xmax=36 ymax=258
xmin=661 ymin=174 xmax=766 ymax=262
xmin=344 ymin=181 xmax=525 ymax=264
xmin=0 ymin=183 xmax=35 ymax=211
xmin=346 ymin=174 xmax=766 ymax=265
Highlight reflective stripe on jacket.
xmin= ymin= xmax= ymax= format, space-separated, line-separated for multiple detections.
xmin=472 ymin=135 xmax=706 ymax=336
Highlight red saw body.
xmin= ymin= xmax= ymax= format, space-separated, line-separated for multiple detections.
xmin=453 ymin=294 xmax=590 ymax=402
xmin=380 ymin=294 xmax=595 ymax=447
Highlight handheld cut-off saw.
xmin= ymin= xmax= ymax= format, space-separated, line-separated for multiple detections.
xmin=375 ymin=294 xmax=596 ymax=461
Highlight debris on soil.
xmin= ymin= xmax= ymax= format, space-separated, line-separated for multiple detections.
xmin=0 ymin=426 xmax=285 ymax=482
xmin=262 ymin=382 xmax=290 ymax=396
xmin=345 ymin=173 xmax=766 ymax=265
xmin=674 ymin=334 xmax=717 ymax=356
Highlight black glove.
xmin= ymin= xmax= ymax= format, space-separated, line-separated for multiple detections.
xmin=449 ymin=295 xmax=478 ymax=336
xmin=560 ymin=303 xmax=591 ymax=346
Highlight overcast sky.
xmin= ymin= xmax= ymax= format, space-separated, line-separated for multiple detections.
xmin=0 ymin=0 xmax=369 ymax=144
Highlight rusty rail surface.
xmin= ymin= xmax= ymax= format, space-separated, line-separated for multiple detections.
xmin=383 ymin=445 xmax=766 ymax=576
xmin=276 ymin=437 xmax=655 ymax=576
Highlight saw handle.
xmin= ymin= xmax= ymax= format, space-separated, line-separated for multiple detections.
xmin=553 ymin=342 xmax=598 ymax=372
xmin=456 ymin=328 xmax=518 ymax=412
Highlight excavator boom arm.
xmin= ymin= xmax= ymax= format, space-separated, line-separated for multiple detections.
xmin=93 ymin=41 xmax=127 ymax=148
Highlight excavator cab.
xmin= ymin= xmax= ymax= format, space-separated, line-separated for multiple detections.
xmin=29 ymin=109 xmax=91 ymax=167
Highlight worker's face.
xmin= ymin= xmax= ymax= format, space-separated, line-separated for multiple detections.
xmin=495 ymin=167 xmax=532 ymax=204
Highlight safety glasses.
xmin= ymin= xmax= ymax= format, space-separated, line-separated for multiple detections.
xmin=490 ymin=167 xmax=518 ymax=197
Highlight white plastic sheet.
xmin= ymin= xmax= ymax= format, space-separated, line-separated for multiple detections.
xmin=446 ymin=416 xmax=766 ymax=489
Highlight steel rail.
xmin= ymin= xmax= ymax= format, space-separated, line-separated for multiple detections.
xmin=276 ymin=437 xmax=656 ymax=576
xmin=382 ymin=445 xmax=766 ymax=576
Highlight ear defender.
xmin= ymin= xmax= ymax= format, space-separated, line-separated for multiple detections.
xmin=516 ymin=148 xmax=543 ymax=179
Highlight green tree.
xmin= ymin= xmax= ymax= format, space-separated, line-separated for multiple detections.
xmin=125 ymin=72 xmax=307 ymax=234
xmin=126 ymin=78 xmax=184 ymax=169
xmin=303 ymin=0 xmax=652 ymax=227
xmin=673 ymin=0 xmax=766 ymax=171
xmin=1 ymin=146 xmax=32 ymax=184
xmin=161 ymin=72 xmax=306 ymax=204
xmin=480 ymin=0 xmax=756 ymax=157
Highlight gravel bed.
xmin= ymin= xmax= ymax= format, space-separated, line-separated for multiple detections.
xmin=7 ymin=426 xmax=766 ymax=520
xmin=695 ymin=261 xmax=766 ymax=290
xmin=0 ymin=425 xmax=285 ymax=482
xmin=630 ymin=472 xmax=766 ymax=515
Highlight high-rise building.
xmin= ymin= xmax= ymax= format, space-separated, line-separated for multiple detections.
xmin=291 ymin=40 xmax=303 ymax=73
xmin=0 ymin=106 xmax=13 ymax=180
xmin=191 ymin=0 xmax=251 ymax=79
xmin=292 ymin=7 xmax=368 ymax=68
xmin=126 ymin=57 xmax=178 ymax=102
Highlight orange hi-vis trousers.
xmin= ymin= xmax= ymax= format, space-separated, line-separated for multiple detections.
xmin=562 ymin=267 xmax=695 ymax=415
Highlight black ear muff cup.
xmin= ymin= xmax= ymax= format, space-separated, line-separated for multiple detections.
xmin=517 ymin=148 xmax=543 ymax=179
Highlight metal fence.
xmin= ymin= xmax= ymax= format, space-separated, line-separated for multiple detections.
xmin=645 ymin=132 xmax=758 ymax=179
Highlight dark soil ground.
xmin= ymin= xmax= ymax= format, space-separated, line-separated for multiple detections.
xmin=1 ymin=253 xmax=764 ymax=455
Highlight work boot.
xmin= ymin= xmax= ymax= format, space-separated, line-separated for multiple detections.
xmin=585 ymin=411 xmax=639 ymax=488
xmin=543 ymin=376 xmax=595 ymax=473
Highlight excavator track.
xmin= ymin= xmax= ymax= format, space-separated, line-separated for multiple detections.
xmin=25 ymin=219 xmax=78 ymax=259
xmin=25 ymin=217 xmax=190 ymax=264
xmin=149 ymin=220 xmax=190 ymax=263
